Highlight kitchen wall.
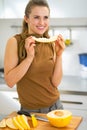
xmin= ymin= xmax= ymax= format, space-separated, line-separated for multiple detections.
xmin=0 ymin=0 xmax=87 ymax=18
xmin=0 ymin=0 xmax=87 ymax=77
xmin=0 ymin=19 xmax=22 ymax=68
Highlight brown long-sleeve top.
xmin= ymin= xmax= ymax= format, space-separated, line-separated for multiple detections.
xmin=14 ymin=34 xmax=59 ymax=110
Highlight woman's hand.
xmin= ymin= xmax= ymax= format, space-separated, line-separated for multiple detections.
xmin=55 ymin=34 xmax=65 ymax=56
xmin=25 ymin=36 xmax=36 ymax=60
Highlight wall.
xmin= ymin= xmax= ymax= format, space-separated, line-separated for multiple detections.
xmin=60 ymin=27 xmax=87 ymax=76
xmin=49 ymin=0 xmax=87 ymax=18
xmin=0 ymin=19 xmax=22 ymax=67
xmin=0 ymin=0 xmax=87 ymax=18
xmin=0 ymin=19 xmax=87 ymax=76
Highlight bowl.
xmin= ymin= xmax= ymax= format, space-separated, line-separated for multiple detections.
xmin=47 ymin=110 xmax=72 ymax=128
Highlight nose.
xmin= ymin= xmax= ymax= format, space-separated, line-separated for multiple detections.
xmin=39 ymin=18 xmax=44 ymax=25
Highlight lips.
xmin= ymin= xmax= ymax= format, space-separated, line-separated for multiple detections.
xmin=37 ymin=26 xmax=45 ymax=30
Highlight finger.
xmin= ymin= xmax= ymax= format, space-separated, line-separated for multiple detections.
xmin=58 ymin=34 xmax=64 ymax=42
xmin=28 ymin=36 xmax=36 ymax=43
xmin=30 ymin=43 xmax=36 ymax=48
xmin=57 ymin=36 xmax=65 ymax=49
xmin=25 ymin=37 xmax=35 ymax=48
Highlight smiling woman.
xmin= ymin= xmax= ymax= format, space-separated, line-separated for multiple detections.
xmin=4 ymin=0 xmax=65 ymax=114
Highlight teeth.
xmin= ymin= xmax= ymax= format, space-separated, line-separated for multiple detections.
xmin=33 ymin=36 xmax=57 ymax=43
xmin=38 ymin=27 xmax=44 ymax=29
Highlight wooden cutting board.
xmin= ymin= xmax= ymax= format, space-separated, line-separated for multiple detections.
xmin=0 ymin=111 xmax=82 ymax=130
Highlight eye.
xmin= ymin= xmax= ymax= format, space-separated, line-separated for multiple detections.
xmin=44 ymin=16 xmax=49 ymax=19
xmin=34 ymin=16 xmax=39 ymax=19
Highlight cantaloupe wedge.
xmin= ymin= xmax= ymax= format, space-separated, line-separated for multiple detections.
xmin=13 ymin=116 xmax=24 ymax=130
xmin=33 ymin=36 xmax=57 ymax=43
xmin=19 ymin=115 xmax=30 ymax=129
xmin=0 ymin=119 xmax=6 ymax=128
xmin=6 ymin=118 xmax=18 ymax=129
xmin=16 ymin=115 xmax=28 ymax=129
xmin=0 ymin=114 xmax=31 ymax=130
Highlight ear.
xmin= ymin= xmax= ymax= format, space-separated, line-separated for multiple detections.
xmin=24 ymin=15 xmax=29 ymax=23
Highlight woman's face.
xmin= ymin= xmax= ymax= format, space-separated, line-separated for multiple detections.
xmin=25 ymin=6 xmax=50 ymax=35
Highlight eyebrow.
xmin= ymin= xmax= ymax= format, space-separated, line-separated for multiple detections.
xmin=33 ymin=14 xmax=49 ymax=17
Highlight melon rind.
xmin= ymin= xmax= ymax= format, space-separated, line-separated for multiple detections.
xmin=33 ymin=36 xmax=57 ymax=43
xmin=47 ymin=110 xmax=72 ymax=127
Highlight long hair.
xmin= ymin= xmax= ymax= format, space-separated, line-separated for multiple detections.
xmin=21 ymin=0 xmax=50 ymax=38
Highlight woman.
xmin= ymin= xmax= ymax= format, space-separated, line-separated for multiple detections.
xmin=4 ymin=0 xmax=65 ymax=113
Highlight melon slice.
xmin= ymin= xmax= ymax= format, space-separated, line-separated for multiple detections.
xmin=33 ymin=36 xmax=57 ymax=43
xmin=13 ymin=116 xmax=24 ymax=130
xmin=0 ymin=119 xmax=6 ymax=128
xmin=6 ymin=118 xmax=18 ymax=129
xmin=31 ymin=114 xmax=38 ymax=128
xmin=19 ymin=115 xmax=30 ymax=129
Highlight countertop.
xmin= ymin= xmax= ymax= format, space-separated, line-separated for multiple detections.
xmin=0 ymin=110 xmax=87 ymax=130
xmin=59 ymin=75 xmax=87 ymax=94
xmin=68 ymin=109 xmax=87 ymax=130
xmin=0 ymin=75 xmax=87 ymax=129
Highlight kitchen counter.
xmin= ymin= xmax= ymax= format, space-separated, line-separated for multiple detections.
xmin=59 ymin=75 xmax=87 ymax=94
xmin=0 ymin=75 xmax=87 ymax=129
xmin=0 ymin=110 xmax=87 ymax=130
xmin=58 ymin=76 xmax=87 ymax=111
xmin=68 ymin=109 xmax=87 ymax=130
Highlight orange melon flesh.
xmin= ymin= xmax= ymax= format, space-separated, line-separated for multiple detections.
xmin=47 ymin=110 xmax=72 ymax=127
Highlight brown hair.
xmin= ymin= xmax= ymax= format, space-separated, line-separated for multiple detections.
xmin=21 ymin=0 xmax=50 ymax=38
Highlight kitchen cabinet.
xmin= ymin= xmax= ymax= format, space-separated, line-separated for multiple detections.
xmin=59 ymin=75 xmax=87 ymax=110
